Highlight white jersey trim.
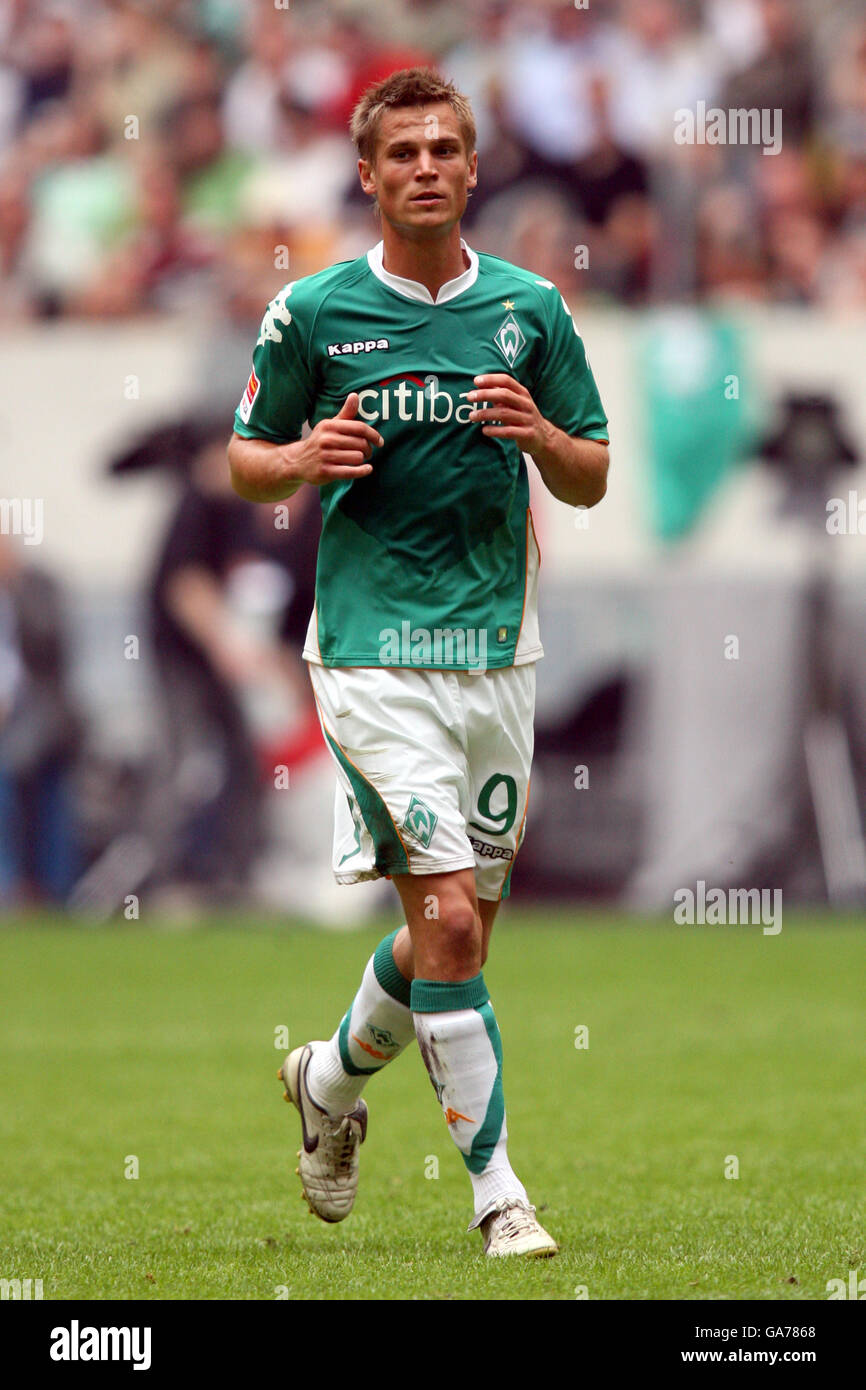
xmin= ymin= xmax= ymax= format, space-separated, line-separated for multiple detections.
xmin=366 ymin=239 xmax=479 ymax=305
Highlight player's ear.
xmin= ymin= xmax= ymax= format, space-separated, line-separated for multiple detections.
xmin=467 ymin=150 xmax=478 ymax=190
xmin=358 ymin=157 xmax=376 ymax=198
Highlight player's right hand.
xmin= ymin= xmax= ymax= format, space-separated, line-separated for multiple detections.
xmin=292 ymin=393 xmax=383 ymax=485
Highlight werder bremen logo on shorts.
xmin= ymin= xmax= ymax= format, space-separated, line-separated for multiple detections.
xmin=493 ymin=311 xmax=526 ymax=367
xmin=404 ymin=795 xmax=438 ymax=848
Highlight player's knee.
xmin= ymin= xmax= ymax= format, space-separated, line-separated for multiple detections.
xmin=435 ymin=901 xmax=482 ymax=972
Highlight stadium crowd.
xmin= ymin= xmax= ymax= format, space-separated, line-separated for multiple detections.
xmin=0 ymin=0 xmax=865 ymax=321
xmin=3 ymin=0 xmax=866 ymax=914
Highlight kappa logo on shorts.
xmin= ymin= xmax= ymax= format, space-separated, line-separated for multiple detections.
xmin=403 ymin=795 xmax=438 ymax=848
xmin=469 ymin=835 xmax=513 ymax=861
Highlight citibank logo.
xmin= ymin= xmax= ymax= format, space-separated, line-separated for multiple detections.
xmin=356 ymin=374 xmax=489 ymax=425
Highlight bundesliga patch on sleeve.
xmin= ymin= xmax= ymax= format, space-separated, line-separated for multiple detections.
xmin=238 ymin=366 xmax=260 ymax=423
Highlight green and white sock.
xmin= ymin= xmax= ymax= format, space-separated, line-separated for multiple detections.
xmin=411 ymin=974 xmax=529 ymax=1227
xmin=306 ymin=927 xmax=415 ymax=1115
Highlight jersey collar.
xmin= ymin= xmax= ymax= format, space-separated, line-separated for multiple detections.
xmin=366 ymin=238 xmax=479 ymax=305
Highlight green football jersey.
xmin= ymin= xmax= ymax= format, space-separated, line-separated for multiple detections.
xmin=233 ymin=239 xmax=608 ymax=670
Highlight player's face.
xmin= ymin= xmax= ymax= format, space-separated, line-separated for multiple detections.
xmin=359 ymin=103 xmax=477 ymax=237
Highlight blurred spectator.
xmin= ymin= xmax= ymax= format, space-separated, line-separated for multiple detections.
xmin=7 ymin=4 xmax=75 ymax=120
xmin=222 ymin=5 xmax=296 ymax=154
xmin=18 ymin=100 xmax=135 ymax=314
xmin=0 ymin=537 xmax=81 ymax=906
xmin=87 ymin=2 xmax=195 ymax=141
xmin=141 ymin=424 xmax=273 ymax=900
xmin=72 ymin=145 xmax=218 ymax=316
xmin=721 ymin=0 xmax=816 ymax=149
xmin=97 ymin=417 xmax=318 ymax=908
xmin=826 ymin=18 xmax=866 ymax=156
xmin=240 ymin=91 xmax=355 ymax=233
xmin=604 ymin=0 xmax=725 ymax=158
xmin=0 ymin=162 xmax=33 ymax=318
xmin=166 ymin=94 xmax=253 ymax=236
xmin=439 ymin=1 xmax=513 ymax=155
xmin=567 ymin=74 xmax=650 ymax=228
xmin=496 ymin=0 xmax=612 ymax=163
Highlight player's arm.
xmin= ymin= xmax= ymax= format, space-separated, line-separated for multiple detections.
xmin=467 ymin=373 xmax=608 ymax=508
xmin=228 ymin=393 xmax=384 ymax=503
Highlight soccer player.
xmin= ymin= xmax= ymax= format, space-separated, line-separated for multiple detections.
xmin=228 ymin=68 xmax=609 ymax=1257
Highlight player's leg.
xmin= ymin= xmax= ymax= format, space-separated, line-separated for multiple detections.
xmin=391 ymin=894 xmax=498 ymax=977
xmin=293 ymin=868 xmax=488 ymax=1125
xmin=278 ymin=663 xmax=473 ymax=1221
xmin=302 ymin=923 xmax=416 ymax=1115
xmin=392 ymin=868 xmax=555 ymax=1255
xmin=278 ymin=920 xmax=417 ymax=1222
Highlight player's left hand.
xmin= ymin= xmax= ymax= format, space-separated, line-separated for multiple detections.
xmin=466 ymin=374 xmax=553 ymax=457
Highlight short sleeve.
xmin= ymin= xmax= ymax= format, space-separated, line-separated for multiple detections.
xmin=531 ymin=285 xmax=609 ymax=442
xmin=233 ymin=282 xmax=315 ymax=442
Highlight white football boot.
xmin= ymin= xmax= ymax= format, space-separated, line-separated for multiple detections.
xmin=278 ymin=1042 xmax=367 ymax=1223
xmin=478 ymin=1199 xmax=559 ymax=1258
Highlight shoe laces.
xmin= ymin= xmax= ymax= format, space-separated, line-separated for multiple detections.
xmin=487 ymin=1201 xmax=538 ymax=1239
xmin=322 ymin=1112 xmax=362 ymax=1174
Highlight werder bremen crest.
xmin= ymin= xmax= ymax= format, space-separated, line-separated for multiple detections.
xmin=403 ymin=795 xmax=438 ymax=848
xmin=367 ymin=1025 xmax=398 ymax=1051
xmin=493 ymin=310 xmax=526 ymax=367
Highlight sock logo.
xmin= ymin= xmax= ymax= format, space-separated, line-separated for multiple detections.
xmin=351 ymin=1024 xmax=400 ymax=1060
xmin=444 ymin=1107 xmax=474 ymax=1126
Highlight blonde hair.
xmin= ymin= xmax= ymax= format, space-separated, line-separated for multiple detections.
xmin=350 ymin=67 xmax=477 ymax=165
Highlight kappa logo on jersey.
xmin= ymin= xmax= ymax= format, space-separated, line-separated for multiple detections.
xmin=238 ymin=366 xmax=260 ymax=423
xmin=256 ymin=284 xmax=294 ymax=346
xmin=403 ymin=795 xmax=438 ymax=848
xmin=327 ymin=338 xmax=390 ymax=356
xmin=493 ymin=311 xmax=526 ymax=366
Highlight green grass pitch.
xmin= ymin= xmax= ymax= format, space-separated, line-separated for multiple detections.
xmin=0 ymin=911 xmax=863 ymax=1301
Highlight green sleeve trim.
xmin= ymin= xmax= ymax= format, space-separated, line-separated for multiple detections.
xmin=373 ymin=929 xmax=413 ymax=1007
xmin=231 ymin=420 xmax=300 ymax=443
xmin=463 ymin=1000 xmax=506 ymax=1174
xmin=410 ymin=973 xmax=489 ymax=1014
xmin=338 ymin=1008 xmax=381 ymax=1077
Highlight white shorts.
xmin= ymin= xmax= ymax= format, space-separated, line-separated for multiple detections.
xmin=309 ymin=663 xmax=536 ymax=901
